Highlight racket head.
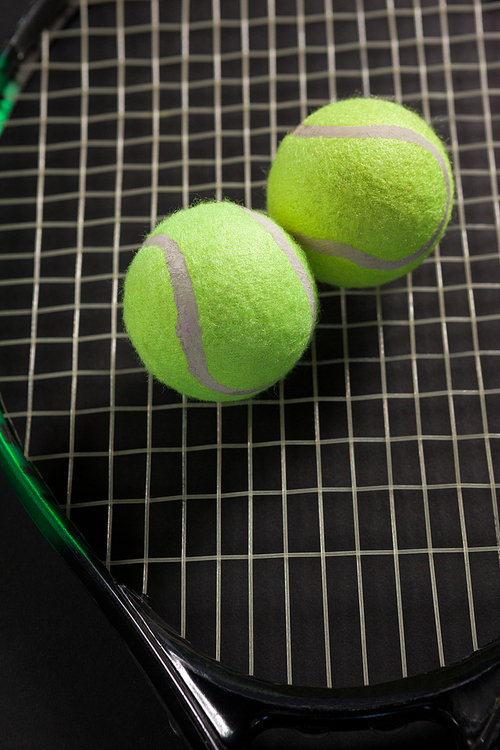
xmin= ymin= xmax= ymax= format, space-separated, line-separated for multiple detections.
xmin=1 ymin=1 xmax=500 ymax=748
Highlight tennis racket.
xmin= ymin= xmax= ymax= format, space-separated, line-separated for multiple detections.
xmin=1 ymin=1 xmax=500 ymax=748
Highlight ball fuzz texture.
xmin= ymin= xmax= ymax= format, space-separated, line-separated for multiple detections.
xmin=266 ymin=97 xmax=454 ymax=288
xmin=123 ymin=201 xmax=318 ymax=402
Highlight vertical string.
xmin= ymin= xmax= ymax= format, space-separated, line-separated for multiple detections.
xmin=25 ymin=31 xmax=50 ymax=461
xmin=67 ymin=0 xmax=89 ymax=521
xmin=180 ymin=0 xmax=191 ymax=640
xmin=341 ymin=291 xmax=369 ymax=685
xmin=376 ymin=290 xmax=407 ymax=678
xmin=311 ymin=334 xmax=332 ymax=687
xmin=142 ymin=0 xmax=161 ymax=597
xmin=106 ymin=0 xmax=125 ymax=570
xmin=279 ymin=380 xmax=292 ymax=684
xmin=437 ymin=0 xmax=478 ymax=654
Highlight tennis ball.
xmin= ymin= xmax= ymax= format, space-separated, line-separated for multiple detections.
xmin=122 ymin=201 xmax=318 ymax=402
xmin=266 ymin=97 xmax=454 ymax=288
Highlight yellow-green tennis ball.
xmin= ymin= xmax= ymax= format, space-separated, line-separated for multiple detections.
xmin=122 ymin=201 xmax=318 ymax=402
xmin=266 ymin=97 xmax=454 ymax=289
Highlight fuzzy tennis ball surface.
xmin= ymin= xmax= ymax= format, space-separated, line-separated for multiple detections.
xmin=266 ymin=97 xmax=454 ymax=288
xmin=123 ymin=201 xmax=318 ymax=402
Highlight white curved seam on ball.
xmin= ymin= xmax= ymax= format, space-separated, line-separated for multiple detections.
xmin=240 ymin=206 xmax=317 ymax=340
xmin=141 ymin=233 xmax=273 ymax=395
xmin=291 ymin=124 xmax=451 ymax=270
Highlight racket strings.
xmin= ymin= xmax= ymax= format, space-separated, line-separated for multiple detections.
xmin=1 ymin=0 xmax=500 ymax=691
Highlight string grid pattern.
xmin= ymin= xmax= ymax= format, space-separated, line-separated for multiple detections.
xmin=0 ymin=0 xmax=500 ymax=694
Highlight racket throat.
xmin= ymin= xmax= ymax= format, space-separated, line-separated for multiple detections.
xmin=115 ymin=586 xmax=500 ymax=750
